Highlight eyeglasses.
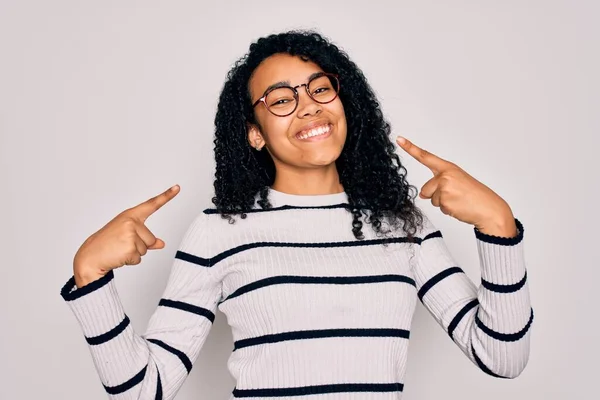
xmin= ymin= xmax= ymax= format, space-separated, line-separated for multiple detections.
xmin=252 ymin=72 xmax=340 ymax=117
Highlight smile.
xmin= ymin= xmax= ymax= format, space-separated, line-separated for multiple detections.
xmin=295 ymin=124 xmax=332 ymax=141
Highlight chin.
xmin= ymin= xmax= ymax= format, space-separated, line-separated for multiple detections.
xmin=305 ymin=151 xmax=341 ymax=167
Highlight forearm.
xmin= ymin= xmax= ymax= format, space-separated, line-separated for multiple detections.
xmin=469 ymin=218 xmax=533 ymax=378
xmin=61 ymin=271 xmax=159 ymax=398
xmin=62 ymin=250 xmax=220 ymax=399
xmin=415 ymin=216 xmax=533 ymax=378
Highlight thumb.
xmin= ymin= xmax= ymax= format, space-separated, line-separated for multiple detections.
xmin=148 ymin=238 xmax=166 ymax=250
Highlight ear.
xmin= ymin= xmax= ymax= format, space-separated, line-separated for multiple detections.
xmin=247 ymin=123 xmax=265 ymax=150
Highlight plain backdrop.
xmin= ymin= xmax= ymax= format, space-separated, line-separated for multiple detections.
xmin=1 ymin=0 xmax=598 ymax=399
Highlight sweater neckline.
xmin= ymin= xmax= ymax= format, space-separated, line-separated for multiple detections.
xmin=268 ymin=188 xmax=348 ymax=207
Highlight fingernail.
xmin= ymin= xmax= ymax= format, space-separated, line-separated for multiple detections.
xmin=397 ymin=136 xmax=406 ymax=144
xmin=171 ymin=185 xmax=179 ymax=191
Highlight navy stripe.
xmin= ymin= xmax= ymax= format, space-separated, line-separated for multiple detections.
xmin=221 ymin=274 xmax=416 ymax=303
xmin=204 ymin=203 xmax=351 ymax=214
xmin=232 ymin=382 xmax=404 ymax=397
xmin=482 ymin=272 xmax=527 ymax=293
xmin=234 ymin=328 xmax=410 ymax=351
xmin=60 ymin=270 xmax=114 ymax=301
xmin=422 ymin=230 xmax=443 ymax=241
xmin=175 ymin=227 xmax=437 ymax=269
xmin=159 ymin=299 xmax=215 ymax=323
xmin=418 ymin=266 xmax=463 ymax=301
xmin=85 ymin=316 xmax=130 ymax=345
xmin=474 ymin=218 xmax=524 ymax=246
xmin=104 ymin=365 xmax=147 ymax=395
xmin=187 ymin=237 xmax=420 ymax=267
xmin=475 ymin=308 xmax=534 ymax=342
xmin=148 ymin=339 xmax=193 ymax=373
xmin=471 ymin=345 xmax=509 ymax=379
xmin=155 ymin=365 xmax=163 ymax=400
xmin=448 ymin=299 xmax=479 ymax=340
xmin=175 ymin=250 xmax=210 ymax=267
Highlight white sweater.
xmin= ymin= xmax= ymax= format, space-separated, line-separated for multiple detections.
xmin=61 ymin=188 xmax=533 ymax=399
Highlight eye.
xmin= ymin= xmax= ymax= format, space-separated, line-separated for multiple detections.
xmin=266 ymin=88 xmax=296 ymax=108
xmin=312 ymin=87 xmax=330 ymax=95
xmin=270 ymin=98 xmax=293 ymax=107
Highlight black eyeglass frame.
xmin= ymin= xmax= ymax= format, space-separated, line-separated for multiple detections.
xmin=251 ymin=72 xmax=340 ymax=117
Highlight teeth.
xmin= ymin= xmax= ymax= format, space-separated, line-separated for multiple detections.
xmin=297 ymin=125 xmax=330 ymax=140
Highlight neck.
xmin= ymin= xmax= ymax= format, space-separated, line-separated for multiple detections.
xmin=271 ymin=163 xmax=344 ymax=195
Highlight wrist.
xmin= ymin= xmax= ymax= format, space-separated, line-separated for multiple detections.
xmin=73 ymin=261 xmax=108 ymax=289
xmin=476 ymin=215 xmax=518 ymax=237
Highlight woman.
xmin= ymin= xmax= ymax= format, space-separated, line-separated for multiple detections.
xmin=61 ymin=31 xmax=533 ymax=399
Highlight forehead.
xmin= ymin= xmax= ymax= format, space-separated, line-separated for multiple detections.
xmin=249 ymin=54 xmax=324 ymax=95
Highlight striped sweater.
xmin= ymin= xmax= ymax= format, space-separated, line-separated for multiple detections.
xmin=61 ymin=188 xmax=533 ymax=399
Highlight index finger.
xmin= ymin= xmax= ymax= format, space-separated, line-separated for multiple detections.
xmin=396 ymin=136 xmax=449 ymax=174
xmin=133 ymin=185 xmax=180 ymax=220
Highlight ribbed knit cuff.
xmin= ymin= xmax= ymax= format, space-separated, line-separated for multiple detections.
xmin=60 ymin=271 xmax=126 ymax=338
xmin=475 ymin=218 xmax=527 ymax=284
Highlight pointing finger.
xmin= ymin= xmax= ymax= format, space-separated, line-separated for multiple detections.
xmin=396 ymin=136 xmax=449 ymax=174
xmin=133 ymin=185 xmax=180 ymax=221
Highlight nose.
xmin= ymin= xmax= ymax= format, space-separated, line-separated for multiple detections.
xmin=295 ymin=86 xmax=322 ymax=118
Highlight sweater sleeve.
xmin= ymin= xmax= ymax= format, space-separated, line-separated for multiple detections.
xmin=412 ymin=214 xmax=533 ymax=378
xmin=60 ymin=212 xmax=222 ymax=400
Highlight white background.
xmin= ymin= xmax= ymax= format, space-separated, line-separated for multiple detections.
xmin=0 ymin=0 xmax=597 ymax=399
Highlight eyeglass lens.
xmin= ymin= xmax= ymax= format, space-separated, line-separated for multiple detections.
xmin=265 ymin=75 xmax=338 ymax=116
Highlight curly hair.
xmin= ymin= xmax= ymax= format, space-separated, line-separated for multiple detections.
xmin=212 ymin=30 xmax=424 ymax=241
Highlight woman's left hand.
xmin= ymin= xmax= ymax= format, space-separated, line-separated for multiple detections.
xmin=396 ymin=136 xmax=517 ymax=237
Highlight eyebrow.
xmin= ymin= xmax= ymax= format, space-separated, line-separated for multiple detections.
xmin=261 ymin=71 xmax=325 ymax=97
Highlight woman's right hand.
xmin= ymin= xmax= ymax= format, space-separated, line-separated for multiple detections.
xmin=72 ymin=185 xmax=181 ymax=288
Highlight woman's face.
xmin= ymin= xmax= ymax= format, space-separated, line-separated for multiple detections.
xmin=248 ymin=53 xmax=347 ymax=170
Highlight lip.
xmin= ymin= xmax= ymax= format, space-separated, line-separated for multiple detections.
xmin=294 ymin=120 xmax=333 ymax=142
